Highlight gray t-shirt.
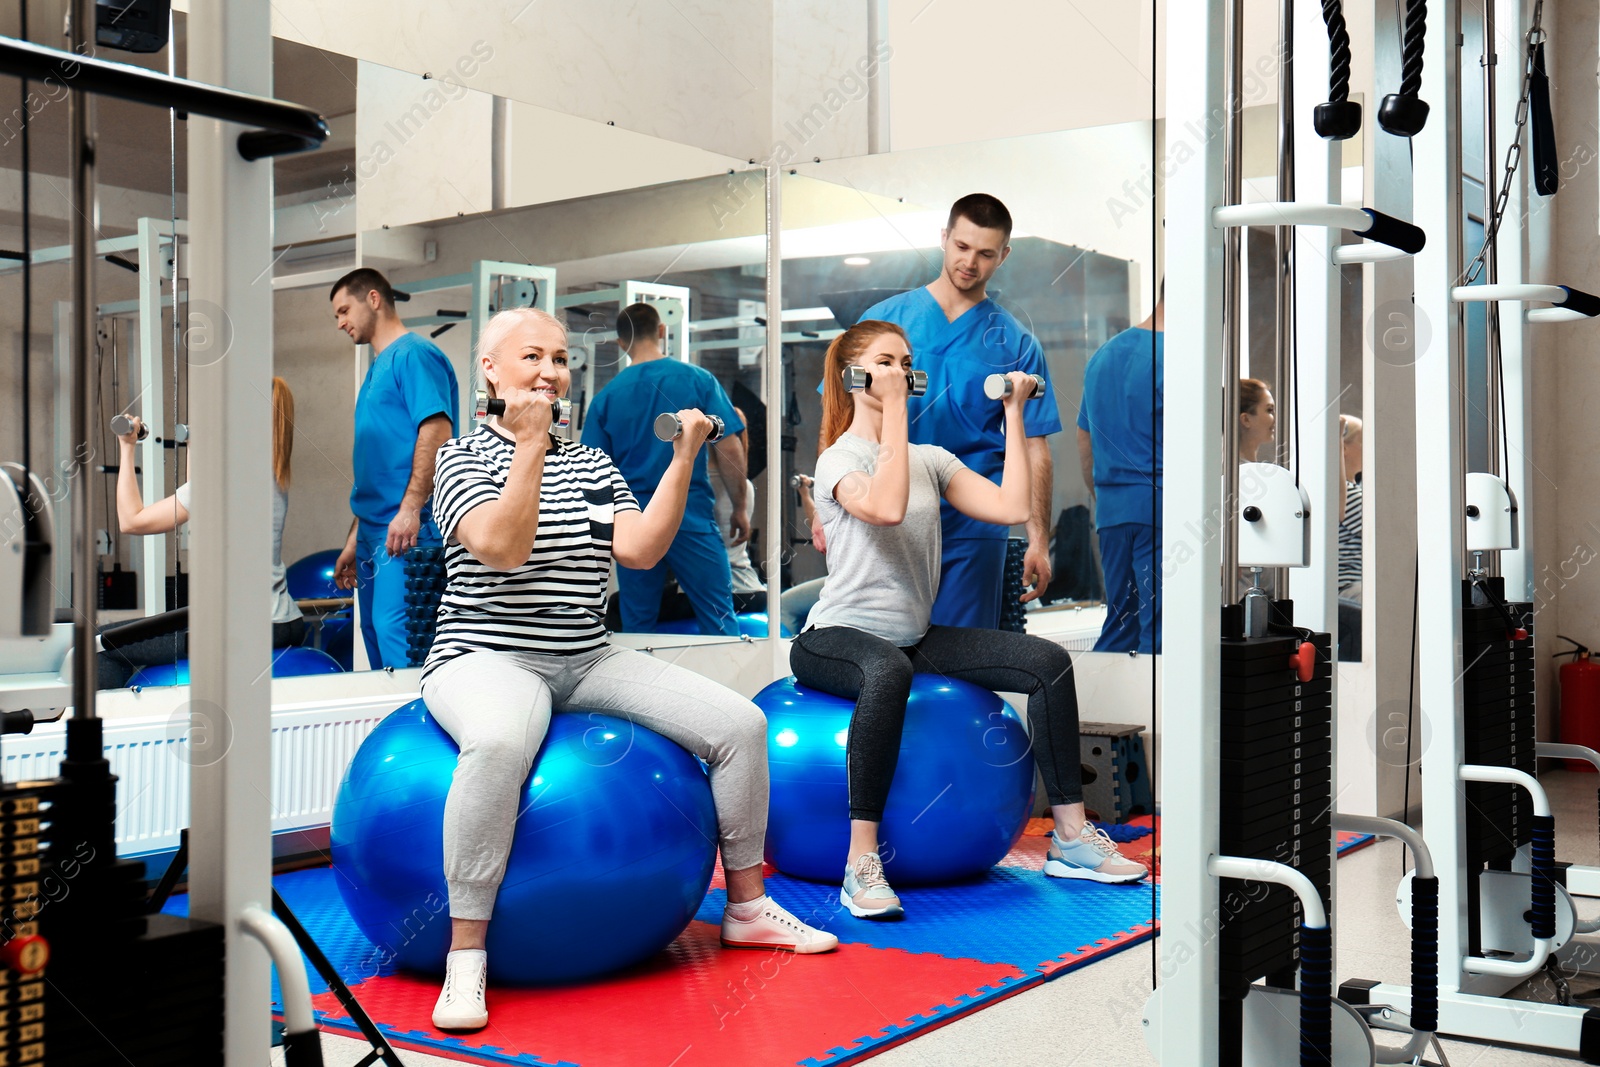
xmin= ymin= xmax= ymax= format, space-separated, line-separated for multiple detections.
xmin=808 ymin=433 xmax=964 ymax=645
xmin=174 ymin=481 xmax=303 ymax=625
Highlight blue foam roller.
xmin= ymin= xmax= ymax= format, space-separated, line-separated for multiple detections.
xmin=757 ymin=675 xmax=1035 ymax=886
xmin=331 ymin=699 xmax=718 ymax=984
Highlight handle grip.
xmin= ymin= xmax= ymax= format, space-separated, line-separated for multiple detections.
xmin=1354 ymin=208 xmax=1426 ymax=255
xmin=1557 ymin=286 xmax=1600 ymax=318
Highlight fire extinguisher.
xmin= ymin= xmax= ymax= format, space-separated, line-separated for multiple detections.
xmin=1555 ymin=635 xmax=1600 ymax=772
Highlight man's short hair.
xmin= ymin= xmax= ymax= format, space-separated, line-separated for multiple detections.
xmin=616 ymin=302 xmax=661 ymax=349
xmin=947 ymin=193 xmax=1013 ymax=241
xmin=330 ymin=268 xmax=395 ymax=308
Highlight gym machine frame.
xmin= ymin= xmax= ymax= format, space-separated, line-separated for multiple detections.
xmin=0 ymin=10 xmax=331 ymax=1061
xmin=1350 ymin=0 xmax=1600 ymax=1057
xmin=1150 ymin=1 xmax=1439 ymax=1063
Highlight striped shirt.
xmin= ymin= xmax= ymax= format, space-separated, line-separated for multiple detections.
xmin=1337 ymin=476 xmax=1362 ymax=594
xmin=422 ymin=425 xmax=640 ymax=679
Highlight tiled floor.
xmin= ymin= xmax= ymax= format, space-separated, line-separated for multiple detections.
xmin=275 ymin=769 xmax=1600 ymax=1066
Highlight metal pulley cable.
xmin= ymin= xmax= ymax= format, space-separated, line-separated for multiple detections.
xmin=1462 ymin=0 xmax=1545 ymax=287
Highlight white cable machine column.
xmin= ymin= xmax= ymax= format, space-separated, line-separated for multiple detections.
xmin=1411 ymin=0 xmax=1471 ymax=1018
xmin=1288 ymin=0 xmax=1342 ymax=666
xmin=186 ymin=0 xmax=276 ymax=1059
xmin=135 ymin=217 xmax=168 ymax=617
xmin=1150 ymin=0 xmax=1225 ymax=1060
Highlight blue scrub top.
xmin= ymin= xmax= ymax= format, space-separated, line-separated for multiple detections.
xmin=860 ymin=287 xmax=1063 ymax=541
xmin=581 ymin=358 xmax=743 ymax=524
xmin=1076 ymin=327 xmax=1163 ymax=529
xmin=351 ymin=332 xmax=460 ymax=527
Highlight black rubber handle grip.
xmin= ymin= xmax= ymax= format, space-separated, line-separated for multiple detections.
xmin=1299 ymin=924 xmax=1333 ymax=1067
xmin=1410 ymin=876 xmax=1439 ymax=1034
xmin=1354 ymin=208 xmax=1426 ymax=254
xmin=98 ymin=607 xmax=188 ymax=652
xmin=281 ymin=1028 xmax=324 ymax=1067
xmin=1557 ymin=287 xmax=1600 ymax=318
xmin=1530 ymin=816 xmax=1556 ymax=940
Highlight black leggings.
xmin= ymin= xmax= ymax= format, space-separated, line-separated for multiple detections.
xmin=790 ymin=624 xmax=1084 ymax=822
xmin=97 ymin=617 xmax=308 ymax=689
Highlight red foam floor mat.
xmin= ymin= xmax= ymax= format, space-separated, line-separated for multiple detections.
xmin=312 ymin=922 xmax=1027 ymax=1067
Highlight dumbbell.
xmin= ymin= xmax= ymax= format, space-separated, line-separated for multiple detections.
xmin=983 ymin=373 xmax=1046 ymax=400
xmin=474 ymin=389 xmax=571 ymax=428
xmin=654 ymin=411 xmax=725 ymax=443
xmin=110 ymin=414 xmax=148 ymax=441
xmin=841 ymin=366 xmax=929 ymax=396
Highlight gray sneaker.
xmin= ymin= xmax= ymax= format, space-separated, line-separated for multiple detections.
xmin=1044 ymin=824 xmax=1149 ymax=884
xmin=841 ymin=852 xmax=905 ymax=920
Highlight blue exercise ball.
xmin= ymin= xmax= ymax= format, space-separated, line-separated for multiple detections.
xmin=758 ymin=675 xmax=1035 ymax=886
xmin=331 ymin=699 xmax=718 ymax=985
xmin=127 ymin=645 xmax=343 ymax=687
xmin=285 ymin=549 xmax=342 ymax=600
xmin=652 ymin=612 xmax=794 ymax=639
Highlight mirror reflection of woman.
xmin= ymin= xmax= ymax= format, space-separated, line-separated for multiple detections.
xmin=1238 ymin=379 xmax=1276 ymax=463
xmin=792 ymin=320 xmax=1147 ymax=923
xmin=419 ymin=309 xmax=835 ymax=1033
xmin=101 ymin=377 xmax=305 ymax=687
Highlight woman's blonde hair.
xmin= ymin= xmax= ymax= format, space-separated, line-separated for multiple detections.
xmin=271 ymin=376 xmax=293 ymax=491
xmin=477 ymin=308 xmax=568 ymax=399
xmin=818 ymin=319 xmax=911 ymax=453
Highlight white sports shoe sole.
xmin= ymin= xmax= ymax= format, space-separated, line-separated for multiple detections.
xmin=839 ymin=886 xmax=905 ymax=920
xmin=1043 ymin=855 xmax=1149 ymax=884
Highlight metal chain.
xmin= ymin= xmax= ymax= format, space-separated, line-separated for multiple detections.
xmin=1461 ymin=0 xmax=1544 ymax=285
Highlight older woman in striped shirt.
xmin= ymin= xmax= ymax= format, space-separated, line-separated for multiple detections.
xmin=420 ymin=308 xmax=835 ymax=1032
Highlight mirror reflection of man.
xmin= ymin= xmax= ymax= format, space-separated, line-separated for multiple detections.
xmin=1077 ymin=286 xmax=1163 ymax=654
xmin=852 ymin=193 xmax=1063 ymax=629
xmin=582 ymin=302 xmax=748 ymax=635
xmin=329 ymin=268 xmax=460 ymax=669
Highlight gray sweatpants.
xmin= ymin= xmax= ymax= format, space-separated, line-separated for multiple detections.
xmin=420 ymin=644 xmax=769 ymax=920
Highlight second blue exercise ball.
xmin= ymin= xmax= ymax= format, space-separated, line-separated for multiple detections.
xmin=652 ymin=612 xmax=794 ymax=639
xmin=758 ymin=675 xmax=1035 ymax=885
xmin=331 ymin=699 xmax=719 ymax=985
xmin=127 ymin=645 xmax=343 ymax=687
xmin=285 ymin=549 xmax=342 ymax=600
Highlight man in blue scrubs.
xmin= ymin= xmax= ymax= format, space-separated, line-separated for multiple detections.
xmin=857 ymin=194 xmax=1063 ymax=628
xmin=583 ymin=302 xmax=749 ymax=635
xmin=330 ymin=268 xmax=459 ymax=669
xmin=1077 ymin=289 xmax=1163 ymax=653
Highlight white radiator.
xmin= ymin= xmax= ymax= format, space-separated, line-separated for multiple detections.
xmin=0 ymin=698 xmax=402 ymax=857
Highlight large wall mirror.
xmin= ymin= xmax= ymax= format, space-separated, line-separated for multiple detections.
xmin=775 ymin=123 xmax=1158 ymax=648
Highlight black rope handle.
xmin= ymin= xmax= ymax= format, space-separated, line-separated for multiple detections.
xmin=1314 ymin=0 xmax=1361 ymax=139
xmin=1379 ymin=0 xmax=1431 ymax=136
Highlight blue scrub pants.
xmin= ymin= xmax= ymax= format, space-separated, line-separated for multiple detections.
xmin=356 ymin=517 xmax=440 ymax=669
xmin=617 ymin=515 xmax=740 ymax=637
xmin=929 ymin=537 xmax=1009 ymax=630
xmin=1095 ymin=522 xmax=1161 ymax=654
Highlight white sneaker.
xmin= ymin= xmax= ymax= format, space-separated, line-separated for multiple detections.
xmin=721 ymin=896 xmax=839 ymax=953
xmin=1043 ymin=824 xmax=1149 ymax=884
xmin=432 ymin=948 xmax=488 ymax=1031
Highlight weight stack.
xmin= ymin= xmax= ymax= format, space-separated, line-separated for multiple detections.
xmin=1459 ymin=578 xmax=1535 ymax=957
xmin=1078 ymin=722 xmax=1153 ymax=822
xmin=0 ymin=786 xmax=54 ymax=1067
xmin=1217 ymin=621 xmax=1333 ymax=1014
xmin=403 ymin=545 xmax=447 ymax=667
